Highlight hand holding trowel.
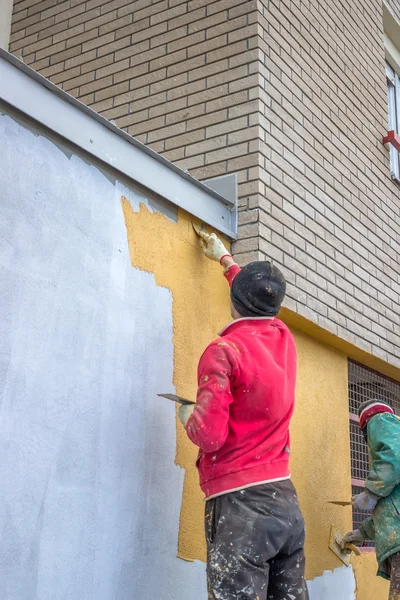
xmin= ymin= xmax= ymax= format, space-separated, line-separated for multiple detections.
xmin=158 ymin=393 xmax=195 ymax=428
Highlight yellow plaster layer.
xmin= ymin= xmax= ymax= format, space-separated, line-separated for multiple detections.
xmin=121 ymin=200 xmax=231 ymax=561
xmin=289 ymin=330 xmax=352 ymax=580
xmin=352 ymin=552 xmax=389 ymax=599
xmin=121 ymin=201 xmax=396 ymax=597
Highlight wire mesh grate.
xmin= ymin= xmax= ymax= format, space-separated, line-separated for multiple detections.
xmin=348 ymin=361 xmax=400 ymax=414
xmin=348 ymin=361 xmax=400 ymax=545
xmin=349 ymin=422 xmax=369 ymax=481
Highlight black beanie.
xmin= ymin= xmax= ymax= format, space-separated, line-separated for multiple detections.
xmin=230 ymin=261 xmax=286 ymax=318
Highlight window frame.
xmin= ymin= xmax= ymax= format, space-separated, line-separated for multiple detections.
xmin=386 ymin=61 xmax=400 ymax=182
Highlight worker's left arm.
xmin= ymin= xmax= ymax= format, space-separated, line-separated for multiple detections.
xmin=183 ymin=341 xmax=239 ymax=453
xmin=365 ymin=414 xmax=400 ymax=498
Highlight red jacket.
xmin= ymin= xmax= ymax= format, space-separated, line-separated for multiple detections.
xmin=186 ymin=264 xmax=297 ymax=499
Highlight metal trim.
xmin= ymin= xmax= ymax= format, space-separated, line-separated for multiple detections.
xmin=0 ymin=49 xmax=237 ymax=239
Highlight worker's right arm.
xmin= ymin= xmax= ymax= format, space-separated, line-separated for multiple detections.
xmin=199 ymin=231 xmax=240 ymax=288
xmin=185 ymin=341 xmax=239 ymax=453
xmin=365 ymin=414 xmax=400 ymax=498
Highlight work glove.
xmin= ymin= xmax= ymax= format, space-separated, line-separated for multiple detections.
xmin=198 ymin=232 xmax=231 ymax=264
xmin=352 ymin=490 xmax=379 ymax=512
xmin=340 ymin=529 xmax=365 ymax=549
xmin=178 ymin=404 xmax=195 ymax=428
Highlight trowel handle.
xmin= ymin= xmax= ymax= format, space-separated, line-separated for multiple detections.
xmin=344 ymin=543 xmax=361 ymax=556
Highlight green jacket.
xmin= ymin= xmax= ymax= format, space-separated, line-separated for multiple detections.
xmin=359 ymin=413 xmax=400 ymax=579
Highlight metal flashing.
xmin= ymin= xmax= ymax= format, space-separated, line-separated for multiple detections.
xmin=0 ymin=49 xmax=237 ymax=239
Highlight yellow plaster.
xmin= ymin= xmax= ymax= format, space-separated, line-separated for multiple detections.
xmin=289 ymin=330 xmax=352 ymax=579
xmin=121 ymin=199 xmax=231 ymax=561
xmin=120 ymin=201 xmax=397 ymax=597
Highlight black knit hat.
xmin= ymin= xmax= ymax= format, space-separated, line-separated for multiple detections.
xmin=230 ymin=261 xmax=286 ymax=318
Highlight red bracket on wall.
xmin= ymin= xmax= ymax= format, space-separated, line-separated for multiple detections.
xmin=382 ymin=130 xmax=400 ymax=152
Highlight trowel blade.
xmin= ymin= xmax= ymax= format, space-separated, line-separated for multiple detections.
xmin=158 ymin=393 xmax=195 ymax=405
xmin=192 ymin=222 xmax=202 ymax=235
xmin=328 ymin=501 xmax=352 ymax=506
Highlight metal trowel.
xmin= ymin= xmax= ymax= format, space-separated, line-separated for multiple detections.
xmin=328 ymin=500 xmax=352 ymax=507
xmin=157 ymin=393 xmax=195 ymax=405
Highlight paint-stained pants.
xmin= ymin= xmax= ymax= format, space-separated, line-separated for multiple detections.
xmin=389 ymin=552 xmax=400 ymax=600
xmin=205 ymin=480 xmax=309 ymax=600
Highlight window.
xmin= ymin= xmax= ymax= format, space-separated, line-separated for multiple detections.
xmin=386 ymin=62 xmax=400 ymax=181
xmin=348 ymin=361 xmax=400 ymax=549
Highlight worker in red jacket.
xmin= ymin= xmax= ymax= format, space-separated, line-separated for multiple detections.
xmin=178 ymin=232 xmax=309 ymax=600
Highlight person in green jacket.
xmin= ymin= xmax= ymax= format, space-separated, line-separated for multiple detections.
xmin=342 ymin=393 xmax=400 ymax=599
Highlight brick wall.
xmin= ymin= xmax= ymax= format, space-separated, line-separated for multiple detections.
xmin=386 ymin=0 xmax=400 ymax=22
xmin=9 ymin=0 xmax=400 ymax=368
xmin=256 ymin=0 xmax=400 ymax=368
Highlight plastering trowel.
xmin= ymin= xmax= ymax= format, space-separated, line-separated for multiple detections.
xmin=328 ymin=525 xmax=361 ymax=567
xmin=328 ymin=500 xmax=352 ymax=507
xmin=157 ymin=393 xmax=195 ymax=406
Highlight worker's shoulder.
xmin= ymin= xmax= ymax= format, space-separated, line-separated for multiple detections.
xmin=369 ymin=412 xmax=400 ymax=435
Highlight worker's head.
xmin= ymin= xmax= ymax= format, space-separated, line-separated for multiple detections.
xmin=358 ymin=387 xmax=395 ymax=441
xmin=230 ymin=261 xmax=286 ymax=320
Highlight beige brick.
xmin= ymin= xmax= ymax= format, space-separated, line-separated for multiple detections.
xmin=154 ymin=71 xmax=189 ymax=96
xmin=150 ymin=48 xmax=186 ymax=71
xmin=206 ymin=116 xmax=247 ymax=138
xmin=79 ymin=75 xmax=113 ymax=96
xmin=154 ymin=98 xmax=193 ymax=121
xmin=96 ymin=58 xmax=130 ymax=79
xmin=50 ymin=45 xmax=83 ymax=66
xmin=10 ymin=32 xmax=38 ymax=52
xmin=169 ymin=7 xmax=206 ymax=32
xmin=94 ymin=80 xmax=130 ymax=102
xmin=63 ymin=72 xmax=95 ymax=92
xmin=64 ymin=50 xmax=97 ymax=70
xmin=150 ymin=2 xmax=186 ymax=26
xmin=167 ymin=29 xmax=204 ymax=53
xmin=35 ymin=40 xmax=66 ymax=61
xmin=51 ymin=65 xmax=81 ymax=85
xmin=99 ymin=14 xmax=132 ymax=35
xmin=165 ymin=128 xmax=205 ymax=150
xmin=151 ymin=25 xmax=188 ymax=49
xmin=186 ymin=108 xmax=227 ymax=131
xmin=188 ymin=10 xmax=226 ymax=34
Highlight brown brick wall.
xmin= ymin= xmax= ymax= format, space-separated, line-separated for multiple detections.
xmin=9 ymin=0 xmax=400 ymax=367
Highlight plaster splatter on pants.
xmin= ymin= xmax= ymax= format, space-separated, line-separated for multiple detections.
xmin=205 ymin=480 xmax=309 ymax=600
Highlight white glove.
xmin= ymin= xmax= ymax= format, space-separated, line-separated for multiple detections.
xmin=199 ymin=232 xmax=231 ymax=263
xmin=178 ymin=404 xmax=195 ymax=428
xmin=340 ymin=529 xmax=365 ymax=549
xmin=352 ymin=490 xmax=379 ymax=511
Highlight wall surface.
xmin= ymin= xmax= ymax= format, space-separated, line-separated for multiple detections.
xmin=9 ymin=0 xmax=400 ymax=370
xmin=0 ymin=100 xmax=395 ymax=599
xmin=0 ymin=109 xmax=233 ymax=599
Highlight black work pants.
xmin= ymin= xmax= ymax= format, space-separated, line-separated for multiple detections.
xmin=389 ymin=552 xmax=400 ymax=600
xmin=205 ymin=480 xmax=309 ymax=600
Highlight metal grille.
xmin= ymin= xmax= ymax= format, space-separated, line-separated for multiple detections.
xmin=348 ymin=361 xmax=400 ymax=414
xmin=349 ymin=421 xmax=369 ymax=481
xmin=348 ymin=361 xmax=400 ymax=547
